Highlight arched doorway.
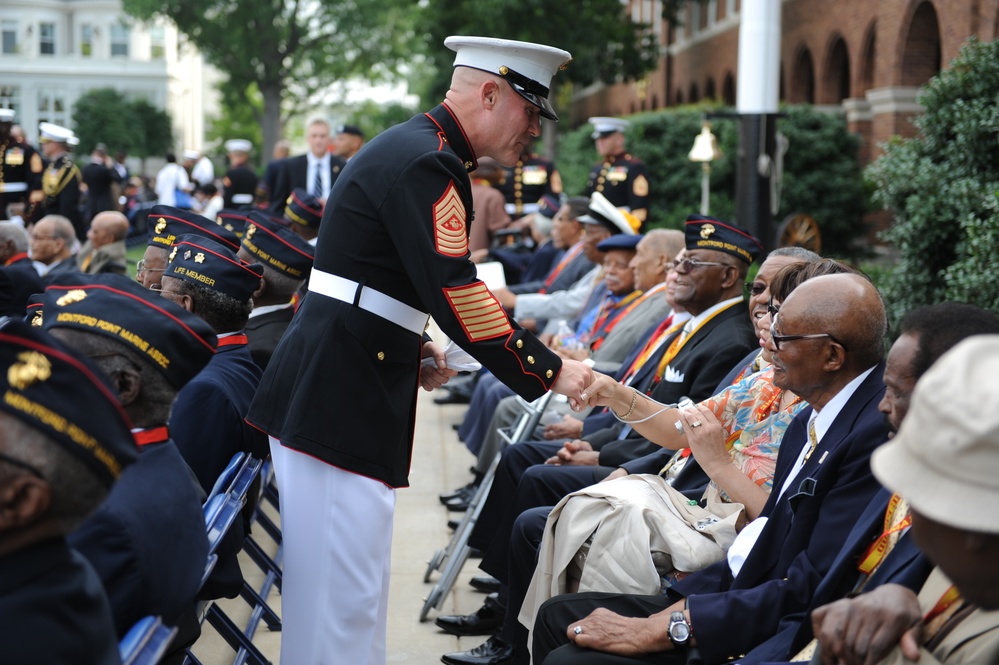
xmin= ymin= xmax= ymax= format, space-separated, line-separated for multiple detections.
xmin=901 ymin=1 xmax=941 ymax=86
xmin=790 ymin=46 xmax=816 ymax=103
xmin=823 ymin=36 xmax=851 ymax=103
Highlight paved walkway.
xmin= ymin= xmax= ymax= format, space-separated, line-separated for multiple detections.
xmin=191 ymin=387 xmax=492 ymax=663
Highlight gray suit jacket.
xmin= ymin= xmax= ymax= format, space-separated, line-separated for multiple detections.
xmin=591 ymin=287 xmax=671 ymax=375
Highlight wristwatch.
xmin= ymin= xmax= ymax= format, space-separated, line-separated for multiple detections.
xmin=668 ymin=611 xmax=692 ymax=646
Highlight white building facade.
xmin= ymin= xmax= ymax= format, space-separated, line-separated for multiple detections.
xmin=0 ymin=0 xmax=219 ymax=156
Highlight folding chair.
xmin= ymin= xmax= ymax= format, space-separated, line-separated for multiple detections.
xmin=207 ymin=452 xmax=246 ymax=503
xmin=185 ymin=456 xmax=272 ymax=665
xmin=420 ymin=390 xmax=554 ymax=620
xmin=120 ymin=615 xmax=178 ymax=665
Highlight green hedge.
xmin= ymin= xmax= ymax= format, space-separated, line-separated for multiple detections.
xmin=555 ymin=105 xmax=869 ymax=258
xmin=867 ymin=37 xmax=999 ymax=324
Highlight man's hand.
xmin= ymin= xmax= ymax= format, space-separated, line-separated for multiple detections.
xmin=492 ymin=287 xmax=517 ymax=310
xmin=813 ymin=584 xmax=923 ymax=665
xmin=420 ymin=341 xmax=459 ymax=391
xmin=600 ymin=467 xmax=628 ymax=482
xmin=551 ymin=359 xmax=596 ymax=411
xmin=545 ymin=439 xmax=596 ymax=466
xmin=543 ymin=415 xmax=584 ymax=440
xmin=566 ymin=607 xmax=676 ymax=656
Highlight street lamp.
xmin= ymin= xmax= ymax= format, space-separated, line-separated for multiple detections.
xmin=688 ymin=122 xmax=722 ymax=215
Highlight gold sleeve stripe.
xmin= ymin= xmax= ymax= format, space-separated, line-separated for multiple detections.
xmin=433 ymin=182 xmax=468 ymax=257
xmin=443 ymin=283 xmax=512 ymax=341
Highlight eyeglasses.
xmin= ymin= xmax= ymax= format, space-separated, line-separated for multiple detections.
xmin=136 ymin=259 xmax=165 ymax=274
xmin=673 ymin=257 xmax=729 ymax=272
xmin=770 ymin=313 xmax=848 ymax=351
xmin=0 ymin=451 xmax=45 ymax=480
xmin=767 ymin=298 xmax=780 ymax=319
xmin=30 ymin=235 xmax=56 ymax=242
xmin=744 ymin=281 xmax=766 ymax=297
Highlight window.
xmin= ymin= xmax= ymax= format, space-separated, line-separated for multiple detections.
xmin=1 ymin=20 xmax=17 ymax=55
xmin=149 ymin=25 xmax=165 ymax=59
xmin=39 ymin=22 xmax=55 ymax=56
xmin=0 ymin=86 xmax=20 ymax=121
xmin=38 ymin=89 xmax=68 ymax=126
xmin=111 ymin=22 xmax=129 ymax=57
xmin=81 ymin=23 xmax=93 ymax=57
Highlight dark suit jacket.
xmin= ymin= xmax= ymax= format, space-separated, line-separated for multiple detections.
xmin=741 ymin=487 xmax=933 ymax=663
xmin=171 ymin=341 xmax=263 ymax=493
xmin=245 ymin=306 xmax=295 ymax=370
xmin=41 ymin=255 xmax=80 ymax=283
xmin=671 ymin=364 xmax=890 ymax=663
xmin=69 ymin=440 xmax=208 ymax=636
xmin=0 ymin=256 xmax=44 ymax=317
xmin=0 ymin=537 xmax=121 ymax=664
xmin=270 ymin=153 xmax=346 ymax=214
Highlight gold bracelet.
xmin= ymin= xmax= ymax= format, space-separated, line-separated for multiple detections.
xmin=613 ymin=389 xmax=638 ymax=421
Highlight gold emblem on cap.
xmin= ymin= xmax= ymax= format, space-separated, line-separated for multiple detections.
xmin=184 ymin=250 xmax=192 ymax=260
xmin=194 ymin=252 xmax=206 ymax=264
xmin=246 ymin=225 xmax=256 ymax=240
xmin=168 ymin=247 xmax=178 ymax=263
xmin=216 ymin=217 xmax=224 ymax=225
xmin=224 ymin=224 xmax=234 ymax=232
xmin=30 ymin=311 xmax=43 ymax=327
xmin=56 ymin=289 xmax=87 ymax=307
xmin=8 ymin=351 xmax=52 ymax=390
xmin=499 ymin=65 xmax=509 ymax=75
xmin=155 ymin=218 xmax=167 ymax=234
xmin=700 ymin=223 xmax=716 ymax=239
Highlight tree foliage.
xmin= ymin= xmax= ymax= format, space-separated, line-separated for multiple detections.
xmin=122 ymin=0 xmax=416 ymax=161
xmin=71 ymin=87 xmax=172 ymax=161
xmin=555 ymin=104 xmax=869 ymax=257
xmin=413 ymin=0 xmax=661 ymax=111
xmin=867 ymin=37 xmax=999 ymax=324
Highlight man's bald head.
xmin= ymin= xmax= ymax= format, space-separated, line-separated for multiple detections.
xmin=88 ymin=212 xmax=129 ymax=248
xmin=782 ymin=273 xmax=887 ymax=370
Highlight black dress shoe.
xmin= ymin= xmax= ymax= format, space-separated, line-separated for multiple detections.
xmin=447 ymin=519 xmax=460 ymax=531
xmin=469 ymin=574 xmax=501 ymax=594
xmin=439 ymin=481 xmax=479 ymax=505
xmin=441 ymin=635 xmax=513 ymax=665
xmin=434 ymin=594 xmax=505 ymax=637
xmin=445 ymin=495 xmax=471 ymax=512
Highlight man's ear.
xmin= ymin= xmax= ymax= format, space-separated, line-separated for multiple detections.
xmin=0 ymin=475 xmax=51 ymax=531
xmin=110 ymin=367 xmax=142 ymax=407
xmin=252 ymin=277 xmax=266 ymax=301
xmin=481 ymin=79 xmax=501 ymax=110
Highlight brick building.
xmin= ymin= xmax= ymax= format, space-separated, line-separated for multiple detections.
xmin=571 ymin=0 xmax=999 ymax=167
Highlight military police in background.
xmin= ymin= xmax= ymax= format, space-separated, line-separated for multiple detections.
xmin=497 ymin=143 xmax=562 ymax=220
xmin=585 ymin=116 xmax=651 ymax=227
xmin=221 ymin=139 xmax=258 ymax=209
xmin=35 ymin=122 xmax=84 ymax=239
xmin=0 ymin=109 xmax=43 ymax=221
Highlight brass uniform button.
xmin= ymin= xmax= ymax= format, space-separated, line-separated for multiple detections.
xmin=377 ymin=352 xmax=385 ymax=361
xmin=527 ymin=356 xmax=535 ymax=364
xmin=516 ymin=339 xmax=523 ymax=349
xmin=546 ymin=369 xmax=553 ymax=379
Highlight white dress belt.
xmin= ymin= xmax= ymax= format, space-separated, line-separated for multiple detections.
xmin=504 ymin=202 xmax=540 ymax=215
xmin=0 ymin=182 xmax=28 ymax=193
xmin=309 ymin=269 xmax=429 ymax=336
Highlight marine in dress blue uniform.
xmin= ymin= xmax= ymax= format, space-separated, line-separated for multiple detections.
xmin=41 ymin=274 xmax=217 ymax=638
xmin=0 ymin=318 xmax=137 ymax=665
xmin=34 ymin=122 xmax=84 ymax=238
xmin=497 ymin=147 xmax=562 ymax=219
xmin=584 ymin=117 xmax=651 ymax=226
xmin=245 ymin=35 xmax=595 ymax=665
xmin=0 ymin=108 xmax=44 ymax=220
xmin=221 ymin=139 xmax=258 ymax=209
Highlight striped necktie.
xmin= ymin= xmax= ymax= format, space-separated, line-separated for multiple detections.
xmin=313 ymin=162 xmax=323 ymax=198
